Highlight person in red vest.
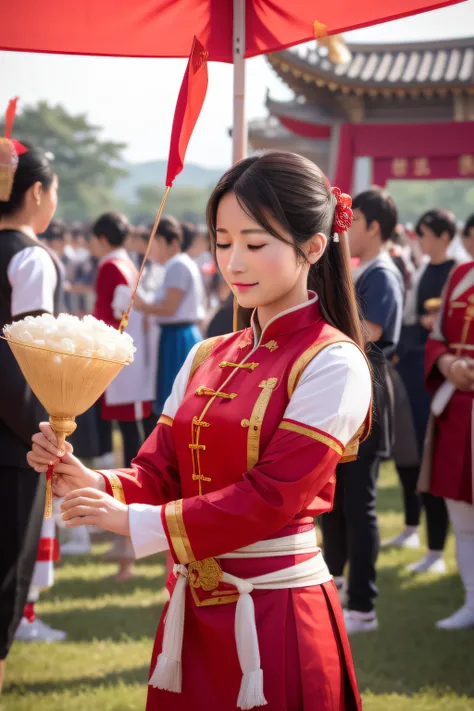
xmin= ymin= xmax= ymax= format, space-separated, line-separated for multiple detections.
xmin=91 ymin=212 xmax=154 ymax=443
xmin=29 ymin=152 xmax=372 ymax=711
xmin=90 ymin=212 xmax=156 ymax=581
xmin=420 ymin=212 xmax=474 ymax=630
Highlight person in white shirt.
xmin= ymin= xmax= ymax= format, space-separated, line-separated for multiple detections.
xmin=134 ymin=215 xmax=204 ymax=414
xmin=0 ymin=143 xmax=64 ymax=677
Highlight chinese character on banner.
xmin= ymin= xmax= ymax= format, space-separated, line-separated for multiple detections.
xmin=459 ymin=154 xmax=474 ymax=176
xmin=413 ymin=157 xmax=431 ymax=177
xmin=392 ymin=158 xmax=408 ymax=178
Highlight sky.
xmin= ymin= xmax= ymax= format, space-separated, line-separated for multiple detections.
xmin=0 ymin=1 xmax=473 ymax=168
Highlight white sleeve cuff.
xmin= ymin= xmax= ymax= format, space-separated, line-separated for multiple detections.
xmin=112 ymin=284 xmax=132 ymax=320
xmin=128 ymin=503 xmax=169 ymax=559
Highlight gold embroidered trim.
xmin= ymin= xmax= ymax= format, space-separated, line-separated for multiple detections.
xmin=190 ymin=341 xmax=258 ymax=495
xmin=112 ymin=469 xmax=142 ymax=486
xmin=165 ymin=500 xmax=194 ymax=565
xmin=189 ymin=585 xmax=240 ymax=607
xmin=278 ymin=421 xmax=344 ymax=456
xmin=287 ymin=338 xmax=350 ymax=398
xmin=246 ymin=378 xmax=278 ymax=469
xmin=196 ymin=386 xmax=237 ymax=399
xmin=188 ymin=557 xmax=222 ymax=590
xmin=192 ymin=416 xmax=210 ymax=427
xmin=263 ymin=340 xmax=278 ymax=352
xmin=340 ymin=420 xmax=366 ymax=462
xmin=187 ymin=337 xmax=221 ymax=384
xmin=188 ymin=557 xmax=239 ymax=607
xmin=100 ymin=471 xmax=126 ymax=504
xmin=286 ymin=336 xmax=374 ymax=444
xmin=158 ymin=414 xmax=173 ymax=427
xmin=219 ymin=361 xmax=259 ymax=371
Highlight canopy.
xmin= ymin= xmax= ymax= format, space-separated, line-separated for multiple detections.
xmin=0 ymin=0 xmax=466 ymax=61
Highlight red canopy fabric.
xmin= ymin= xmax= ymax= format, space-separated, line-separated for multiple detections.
xmin=0 ymin=0 xmax=466 ymax=61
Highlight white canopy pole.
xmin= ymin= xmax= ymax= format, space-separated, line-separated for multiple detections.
xmin=232 ymin=0 xmax=247 ymax=164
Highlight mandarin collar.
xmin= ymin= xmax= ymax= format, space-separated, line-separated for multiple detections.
xmin=99 ymin=247 xmax=131 ymax=267
xmin=250 ymin=292 xmax=321 ymax=345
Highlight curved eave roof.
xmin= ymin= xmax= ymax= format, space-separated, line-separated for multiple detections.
xmin=269 ymin=36 xmax=474 ymax=94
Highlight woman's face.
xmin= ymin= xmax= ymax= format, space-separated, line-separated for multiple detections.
xmin=35 ymin=175 xmax=59 ymax=234
xmin=215 ymin=191 xmax=321 ymax=312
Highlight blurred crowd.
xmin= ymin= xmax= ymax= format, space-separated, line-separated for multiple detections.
xmin=38 ymin=217 xmax=232 ymax=325
xmin=4 ymin=166 xmax=474 ymax=647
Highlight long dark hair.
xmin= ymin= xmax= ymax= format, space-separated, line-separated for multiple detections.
xmin=206 ymin=151 xmax=364 ymax=348
xmin=0 ymin=144 xmax=55 ymax=218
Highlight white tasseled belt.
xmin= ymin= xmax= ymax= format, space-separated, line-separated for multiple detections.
xmin=149 ymin=529 xmax=332 ymax=709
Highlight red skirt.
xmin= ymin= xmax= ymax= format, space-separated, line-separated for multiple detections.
xmin=430 ymin=389 xmax=473 ymax=505
xmin=100 ymin=396 xmax=152 ymax=422
xmin=146 ymin=553 xmax=361 ymax=711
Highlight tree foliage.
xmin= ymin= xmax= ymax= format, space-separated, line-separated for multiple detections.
xmin=131 ymin=184 xmax=212 ymax=224
xmin=388 ymin=179 xmax=474 ymax=225
xmin=2 ymin=101 xmax=129 ymax=220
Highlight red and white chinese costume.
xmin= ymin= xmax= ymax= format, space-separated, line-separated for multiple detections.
xmin=99 ymin=294 xmax=372 ymax=710
xmin=425 ymin=261 xmax=474 ymax=505
xmin=93 ymin=248 xmax=156 ymax=421
xmin=423 ymin=261 xmax=474 ymax=628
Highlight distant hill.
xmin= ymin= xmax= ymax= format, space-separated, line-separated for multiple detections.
xmin=115 ymin=160 xmax=226 ymax=202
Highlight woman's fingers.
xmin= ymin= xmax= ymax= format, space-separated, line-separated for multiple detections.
xmin=32 ymin=432 xmax=63 ymax=458
xmin=63 ymin=487 xmax=103 ymax=503
xmin=36 ymin=423 xmax=74 ymax=456
xmin=61 ymin=495 xmax=103 ymax=513
xmin=27 ymin=451 xmax=57 ymax=472
xmin=62 ymin=504 xmax=104 ymax=521
xmin=64 ymin=515 xmax=97 ymax=528
xmin=26 ymin=452 xmax=47 ymax=472
xmin=31 ymin=442 xmax=58 ymax=462
xmin=39 ymin=422 xmax=60 ymax=447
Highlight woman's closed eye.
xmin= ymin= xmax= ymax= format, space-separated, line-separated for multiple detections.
xmin=215 ymin=243 xmax=266 ymax=251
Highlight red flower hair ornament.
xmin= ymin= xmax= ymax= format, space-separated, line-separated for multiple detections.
xmin=331 ymin=186 xmax=353 ymax=242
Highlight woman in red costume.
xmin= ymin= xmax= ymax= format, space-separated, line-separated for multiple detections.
xmin=28 ymin=152 xmax=372 ymax=710
xmin=422 ymin=212 xmax=474 ymax=630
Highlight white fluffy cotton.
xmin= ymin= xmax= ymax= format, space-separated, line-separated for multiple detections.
xmin=4 ymin=313 xmax=135 ymax=363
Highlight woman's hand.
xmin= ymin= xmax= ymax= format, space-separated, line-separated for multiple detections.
xmin=27 ymin=422 xmax=103 ymax=497
xmin=61 ymin=488 xmax=130 ymax=536
xmin=420 ymin=313 xmax=436 ymax=332
xmin=444 ymin=358 xmax=474 ymax=391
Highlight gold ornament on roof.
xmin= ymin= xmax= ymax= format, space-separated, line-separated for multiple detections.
xmin=316 ymin=32 xmax=352 ymax=66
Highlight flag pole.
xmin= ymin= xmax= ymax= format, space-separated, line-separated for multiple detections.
xmin=232 ymin=0 xmax=247 ymax=331
xmin=232 ymin=0 xmax=247 ymax=164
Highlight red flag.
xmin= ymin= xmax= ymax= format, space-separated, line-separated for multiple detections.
xmin=4 ymin=97 xmax=19 ymax=139
xmin=166 ymin=36 xmax=208 ymax=187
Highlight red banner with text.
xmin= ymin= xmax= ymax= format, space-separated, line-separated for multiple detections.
xmin=374 ymin=154 xmax=474 ymax=185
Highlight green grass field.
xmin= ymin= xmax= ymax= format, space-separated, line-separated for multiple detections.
xmin=3 ymin=462 xmax=473 ymax=710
